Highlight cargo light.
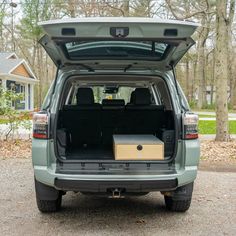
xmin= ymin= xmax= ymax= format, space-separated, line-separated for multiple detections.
xmin=183 ymin=113 xmax=198 ymax=140
xmin=33 ymin=112 xmax=49 ymax=139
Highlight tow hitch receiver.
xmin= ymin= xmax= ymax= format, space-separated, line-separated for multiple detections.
xmin=108 ymin=188 xmax=125 ymax=198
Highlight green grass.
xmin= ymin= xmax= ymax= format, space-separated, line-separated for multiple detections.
xmin=193 ymin=108 xmax=236 ymax=113
xmin=0 ymin=119 xmax=8 ymax=124
xmin=199 ymin=120 xmax=236 ymax=134
xmin=198 ymin=114 xmax=216 ymax=118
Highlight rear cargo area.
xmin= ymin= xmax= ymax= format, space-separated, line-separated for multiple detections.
xmin=56 ymin=80 xmax=176 ymax=161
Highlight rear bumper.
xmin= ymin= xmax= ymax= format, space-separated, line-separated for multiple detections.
xmin=34 ymin=164 xmax=197 ymax=192
xmin=54 ymin=178 xmax=178 ymax=192
xmin=32 ymin=138 xmax=200 ymax=192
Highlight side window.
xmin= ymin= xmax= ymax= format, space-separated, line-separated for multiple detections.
xmin=177 ymin=82 xmax=190 ymax=111
xmin=155 ymin=81 xmax=172 ymax=110
xmin=70 ymin=88 xmax=77 ymax=105
xmin=41 ymin=80 xmax=55 ymax=110
xmin=150 ymin=85 xmax=161 ymax=105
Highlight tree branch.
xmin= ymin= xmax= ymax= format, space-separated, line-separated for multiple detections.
xmin=103 ymin=0 xmax=125 ymax=17
xmin=165 ymin=0 xmax=206 ymax=20
xmin=2 ymin=24 xmax=34 ymax=68
xmin=228 ymin=0 xmax=235 ymax=24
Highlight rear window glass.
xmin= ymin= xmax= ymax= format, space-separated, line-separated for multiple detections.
xmin=64 ymin=41 xmax=169 ymax=60
xmin=93 ymin=86 xmax=134 ymax=104
xmin=70 ymin=86 xmax=135 ymax=105
xmin=67 ymin=85 xmax=160 ymax=106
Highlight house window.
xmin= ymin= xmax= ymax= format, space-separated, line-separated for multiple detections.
xmin=28 ymin=84 xmax=31 ymax=110
xmin=20 ymin=85 xmax=25 ymax=100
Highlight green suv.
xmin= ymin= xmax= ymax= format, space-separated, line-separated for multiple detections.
xmin=32 ymin=17 xmax=200 ymax=213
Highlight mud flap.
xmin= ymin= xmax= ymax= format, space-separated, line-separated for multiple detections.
xmin=35 ymin=178 xmax=60 ymax=201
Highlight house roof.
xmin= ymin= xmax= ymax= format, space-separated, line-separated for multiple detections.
xmin=0 ymin=58 xmax=23 ymax=74
xmin=0 ymin=52 xmax=37 ymax=81
xmin=0 ymin=52 xmax=18 ymax=59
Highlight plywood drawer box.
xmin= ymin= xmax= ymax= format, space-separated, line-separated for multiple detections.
xmin=113 ymin=135 xmax=164 ymax=160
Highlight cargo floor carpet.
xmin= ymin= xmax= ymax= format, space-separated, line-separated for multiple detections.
xmin=66 ymin=145 xmax=113 ymax=160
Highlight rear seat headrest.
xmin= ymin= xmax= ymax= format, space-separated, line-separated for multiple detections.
xmin=76 ymin=88 xmax=94 ymax=105
xmin=129 ymin=91 xmax=136 ymax=104
xmin=134 ymin=88 xmax=151 ymax=105
xmin=102 ymin=99 xmax=125 ymax=106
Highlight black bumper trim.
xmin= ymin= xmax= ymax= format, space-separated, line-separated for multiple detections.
xmin=54 ymin=178 xmax=178 ymax=192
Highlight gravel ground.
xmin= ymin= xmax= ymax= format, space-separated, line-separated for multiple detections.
xmin=0 ymin=158 xmax=236 ymax=236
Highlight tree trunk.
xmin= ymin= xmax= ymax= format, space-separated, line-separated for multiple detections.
xmin=231 ymin=85 xmax=236 ymax=109
xmin=215 ymin=0 xmax=229 ymax=141
xmin=228 ymin=0 xmax=235 ymax=108
xmin=68 ymin=0 xmax=76 ymax=17
xmin=193 ymin=60 xmax=197 ymax=103
xmin=196 ymin=18 xmax=209 ymax=108
xmin=196 ymin=42 xmax=206 ymax=108
xmin=210 ymin=51 xmax=215 ymax=105
xmin=123 ymin=0 xmax=130 ymax=16
xmin=185 ymin=55 xmax=191 ymax=101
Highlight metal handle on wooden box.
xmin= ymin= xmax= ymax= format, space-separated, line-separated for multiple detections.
xmin=137 ymin=145 xmax=143 ymax=151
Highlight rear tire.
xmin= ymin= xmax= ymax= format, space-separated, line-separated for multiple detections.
xmin=164 ymin=182 xmax=193 ymax=212
xmin=164 ymin=196 xmax=191 ymax=212
xmin=36 ymin=197 xmax=61 ymax=213
xmin=35 ymin=178 xmax=62 ymax=213
xmin=36 ymin=195 xmax=62 ymax=213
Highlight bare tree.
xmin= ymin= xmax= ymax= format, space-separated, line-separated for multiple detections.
xmin=214 ymin=0 xmax=230 ymax=141
xmin=0 ymin=0 xmax=7 ymax=50
xmin=228 ymin=0 xmax=236 ymax=108
xmin=165 ymin=0 xmax=213 ymax=109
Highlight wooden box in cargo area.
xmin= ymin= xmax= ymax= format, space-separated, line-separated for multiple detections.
xmin=113 ymin=135 xmax=164 ymax=160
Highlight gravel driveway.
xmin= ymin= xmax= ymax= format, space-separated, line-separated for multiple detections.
xmin=0 ymin=158 xmax=235 ymax=236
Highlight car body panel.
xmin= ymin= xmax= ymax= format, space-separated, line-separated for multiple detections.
xmin=33 ymin=136 xmax=199 ymax=189
xmin=39 ymin=17 xmax=199 ymax=38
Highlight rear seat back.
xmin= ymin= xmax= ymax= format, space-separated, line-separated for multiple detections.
xmin=61 ymin=88 xmax=101 ymax=147
xmin=102 ymin=99 xmax=125 ymax=145
xmin=60 ymin=88 xmax=165 ymax=147
xmin=126 ymin=90 xmax=136 ymax=105
xmin=125 ymin=88 xmax=165 ymax=134
xmin=102 ymin=99 xmax=125 ymax=109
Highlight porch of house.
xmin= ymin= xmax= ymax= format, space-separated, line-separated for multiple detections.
xmin=0 ymin=52 xmax=38 ymax=111
xmin=0 ymin=76 xmax=35 ymax=111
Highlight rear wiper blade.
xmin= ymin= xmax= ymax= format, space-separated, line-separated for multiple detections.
xmin=124 ymin=64 xmax=133 ymax=72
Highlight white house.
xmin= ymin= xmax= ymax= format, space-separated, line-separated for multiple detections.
xmin=0 ymin=52 xmax=38 ymax=111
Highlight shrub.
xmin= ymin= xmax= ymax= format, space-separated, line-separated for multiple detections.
xmin=0 ymin=86 xmax=31 ymax=140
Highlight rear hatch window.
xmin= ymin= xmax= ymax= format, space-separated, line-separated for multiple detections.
xmin=65 ymin=41 xmax=169 ymax=60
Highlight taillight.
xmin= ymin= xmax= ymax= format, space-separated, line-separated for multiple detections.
xmin=183 ymin=113 xmax=198 ymax=140
xmin=33 ymin=112 xmax=49 ymax=139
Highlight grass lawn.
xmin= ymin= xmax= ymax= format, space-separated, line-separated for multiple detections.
xmin=0 ymin=119 xmax=8 ymax=124
xmin=193 ymin=108 xmax=236 ymax=113
xmin=199 ymin=120 xmax=236 ymax=134
xmin=198 ymin=114 xmax=216 ymax=118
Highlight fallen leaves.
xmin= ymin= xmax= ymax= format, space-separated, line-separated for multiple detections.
xmin=200 ymin=140 xmax=236 ymax=163
xmin=0 ymin=139 xmax=31 ymax=159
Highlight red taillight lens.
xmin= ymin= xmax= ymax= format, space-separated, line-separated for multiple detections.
xmin=183 ymin=113 xmax=198 ymax=140
xmin=33 ymin=112 xmax=49 ymax=139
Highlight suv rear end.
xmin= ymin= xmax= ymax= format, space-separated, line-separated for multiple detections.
xmin=32 ymin=17 xmax=200 ymax=213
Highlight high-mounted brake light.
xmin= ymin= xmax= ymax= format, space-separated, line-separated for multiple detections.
xmin=183 ymin=113 xmax=198 ymax=140
xmin=33 ymin=112 xmax=49 ymax=139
